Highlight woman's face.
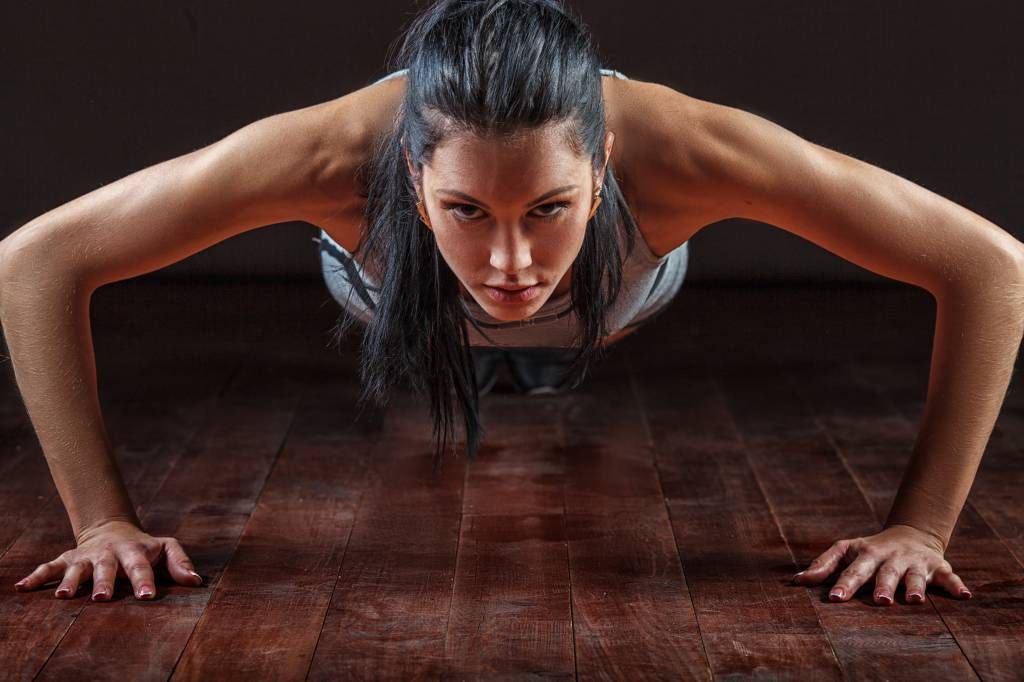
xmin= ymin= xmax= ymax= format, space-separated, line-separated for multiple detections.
xmin=407 ymin=122 xmax=614 ymax=322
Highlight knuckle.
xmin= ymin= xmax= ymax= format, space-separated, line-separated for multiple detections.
xmin=877 ymin=566 xmax=902 ymax=580
xmin=124 ymin=560 xmax=151 ymax=574
xmin=858 ymin=547 xmax=881 ymax=561
xmin=843 ymin=567 xmax=869 ymax=581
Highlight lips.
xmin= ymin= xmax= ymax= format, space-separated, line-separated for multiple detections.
xmin=484 ymin=283 xmax=542 ymax=304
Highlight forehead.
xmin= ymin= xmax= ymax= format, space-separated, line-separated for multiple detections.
xmin=426 ymin=122 xmax=587 ymax=194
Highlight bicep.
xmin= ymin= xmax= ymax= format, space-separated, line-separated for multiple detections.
xmin=679 ymin=98 xmax=1023 ymax=294
xmin=2 ymin=101 xmax=363 ymax=291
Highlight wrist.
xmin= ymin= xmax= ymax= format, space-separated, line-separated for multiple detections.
xmin=883 ymin=521 xmax=948 ymax=553
xmin=74 ymin=513 xmax=143 ymax=545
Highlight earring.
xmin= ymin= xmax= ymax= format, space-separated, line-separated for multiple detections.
xmin=416 ymin=199 xmax=432 ymax=229
xmin=587 ymin=190 xmax=603 ymax=221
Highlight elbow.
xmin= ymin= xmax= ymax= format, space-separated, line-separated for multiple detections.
xmin=931 ymin=239 xmax=1024 ymax=310
xmin=0 ymin=231 xmax=80 ymax=315
xmin=1008 ymin=240 xmax=1024 ymax=282
xmin=993 ymin=240 xmax=1024 ymax=299
xmin=976 ymin=241 xmax=1024 ymax=310
xmin=0 ymin=236 xmax=14 ymax=315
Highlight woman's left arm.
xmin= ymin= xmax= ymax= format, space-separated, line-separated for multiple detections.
xmin=645 ymin=84 xmax=1024 ymax=605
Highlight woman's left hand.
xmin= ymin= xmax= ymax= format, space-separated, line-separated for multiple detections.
xmin=791 ymin=524 xmax=974 ymax=605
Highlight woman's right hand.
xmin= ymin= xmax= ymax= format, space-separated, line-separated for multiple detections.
xmin=12 ymin=519 xmax=204 ymax=601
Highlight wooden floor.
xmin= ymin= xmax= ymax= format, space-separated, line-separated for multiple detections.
xmin=1 ymin=278 xmax=1022 ymax=680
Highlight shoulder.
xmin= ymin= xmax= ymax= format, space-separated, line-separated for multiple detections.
xmin=294 ymin=76 xmax=408 ymax=248
xmin=605 ymin=76 xmax=762 ymax=248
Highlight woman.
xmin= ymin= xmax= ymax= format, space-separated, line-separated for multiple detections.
xmin=4 ymin=0 xmax=1021 ymax=612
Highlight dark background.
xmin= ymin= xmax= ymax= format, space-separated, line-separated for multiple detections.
xmin=4 ymin=1 xmax=1021 ymax=283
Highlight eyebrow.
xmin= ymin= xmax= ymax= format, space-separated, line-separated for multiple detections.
xmin=435 ymin=185 xmax=579 ymax=209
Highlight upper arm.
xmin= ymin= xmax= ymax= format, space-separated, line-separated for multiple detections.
xmin=0 ymin=96 xmax=369 ymax=291
xmin=648 ymin=87 xmax=1024 ymax=294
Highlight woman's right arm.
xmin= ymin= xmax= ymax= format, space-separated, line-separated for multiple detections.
xmin=0 ymin=89 xmax=371 ymax=600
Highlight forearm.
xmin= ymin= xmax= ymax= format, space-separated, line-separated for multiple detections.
xmin=0 ymin=251 xmax=139 ymax=541
xmin=885 ymin=264 xmax=1024 ymax=548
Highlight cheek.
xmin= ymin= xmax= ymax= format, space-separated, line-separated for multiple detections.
xmin=554 ymin=222 xmax=589 ymax=263
xmin=431 ymin=230 xmax=480 ymax=273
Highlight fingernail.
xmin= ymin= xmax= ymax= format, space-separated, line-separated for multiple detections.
xmin=960 ymin=589 xmax=972 ymax=599
xmin=829 ymin=588 xmax=845 ymax=601
xmin=14 ymin=580 xmax=27 ymax=589
xmin=138 ymin=587 xmax=154 ymax=599
xmin=188 ymin=570 xmax=202 ymax=583
xmin=92 ymin=590 xmax=108 ymax=601
xmin=793 ymin=571 xmax=805 ymax=580
xmin=908 ymin=592 xmax=923 ymax=603
xmin=875 ymin=593 xmax=892 ymax=605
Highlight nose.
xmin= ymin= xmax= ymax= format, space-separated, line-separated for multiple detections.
xmin=489 ymin=225 xmax=533 ymax=276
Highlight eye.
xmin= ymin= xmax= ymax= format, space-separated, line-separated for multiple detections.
xmin=532 ymin=201 xmax=572 ymax=220
xmin=446 ymin=204 xmax=484 ymax=221
xmin=442 ymin=201 xmax=572 ymax=222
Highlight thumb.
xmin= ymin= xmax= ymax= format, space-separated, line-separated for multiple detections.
xmin=161 ymin=537 xmax=204 ymax=586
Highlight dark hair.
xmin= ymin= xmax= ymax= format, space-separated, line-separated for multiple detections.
xmin=331 ymin=0 xmax=641 ymax=469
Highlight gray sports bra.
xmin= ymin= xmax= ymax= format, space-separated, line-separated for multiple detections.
xmin=315 ymin=66 xmax=691 ymax=348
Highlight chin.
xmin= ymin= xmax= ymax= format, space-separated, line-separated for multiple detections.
xmin=478 ymin=295 xmax=547 ymax=322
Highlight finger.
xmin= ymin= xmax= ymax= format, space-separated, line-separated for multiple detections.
xmin=55 ymin=561 xmax=92 ymax=599
xmin=904 ymin=567 xmax=928 ymax=604
xmin=830 ymin=553 xmax=880 ymax=602
xmin=932 ymin=565 xmax=972 ymax=599
xmin=161 ymin=537 xmax=203 ymax=586
xmin=91 ymin=555 xmax=118 ymax=602
xmin=116 ymin=547 xmax=157 ymax=600
xmin=793 ymin=539 xmax=852 ymax=584
xmin=872 ymin=560 xmax=905 ymax=606
xmin=14 ymin=557 xmax=68 ymax=592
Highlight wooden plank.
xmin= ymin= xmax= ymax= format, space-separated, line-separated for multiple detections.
xmin=305 ymin=388 xmax=466 ymax=680
xmin=713 ymin=361 xmax=978 ymax=680
xmin=630 ymin=346 xmax=844 ymax=679
xmin=33 ymin=350 xmax=308 ymax=681
xmin=849 ymin=359 xmax=1024 ymax=680
xmin=462 ymin=392 xmax=564 ymax=517
xmin=441 ymin=389 xmax=574 ymax=678
xmin=169 ymin=362 xmax=381 ymax=681
xmin=561 ymin=347 xmax=710 ymax=680
xmin=443 ymin=513 xmax=573 ymax=679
